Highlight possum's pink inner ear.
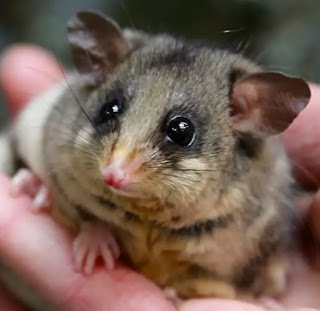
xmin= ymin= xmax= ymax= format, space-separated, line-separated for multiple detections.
xmin=230 ymin=72 xmax=311 ymax=136
xmin=67 ymin=10 xmax=129 ymax=82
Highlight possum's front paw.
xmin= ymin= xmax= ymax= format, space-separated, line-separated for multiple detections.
xmin=72 ymin=222 xmax=120 ymax=275
xmin=9 ymin=168 xmax=52 ymax=211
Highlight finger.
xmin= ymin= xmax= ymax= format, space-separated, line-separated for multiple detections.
xmin=0 ymin=44 xmax=64 ymax=118
xmin=282 ymin=84 xmax=320 ymax=189
xmin=179 ymin=299 xmax=264 ymax=311
xmin=300 ymin=189 xmax=320 ymax=269
xmin=0 ymin=173 xmax=174 ymax=311
xmin=279 ymin=254 xmax=320 ymax=309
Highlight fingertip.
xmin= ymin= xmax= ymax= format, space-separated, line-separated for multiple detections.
xmin=299 ymin=189 xmax=320 ymax=270
xmin=61 ymin=265 xmax=176 ymax=311
xmin=0 ymin=44 xmax=65 ymax=118
xmin=281 ymin=83 xmax=320 ymax=189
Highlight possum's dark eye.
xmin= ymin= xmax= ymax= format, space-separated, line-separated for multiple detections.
xmin=166 ymin=116 xmax=195 ymax=147
xmin=98 ymin=99 xmax=123 ymax=123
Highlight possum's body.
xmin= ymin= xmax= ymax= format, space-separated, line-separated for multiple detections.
xmin=4 ymin=75 xmax=295 ymax=300
xmin=0 ymin=10 xmax=311 ymax=309
xmin=0 ymin=129 xmax=15 ymax=175
xmin=6 ymin=60 xmax=295 ymax=299
xmin=14 ymin=81 xmax=69 ymax=179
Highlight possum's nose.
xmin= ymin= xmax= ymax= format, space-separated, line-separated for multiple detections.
xmin=102 ymin=146 xmax=144 ymax=189
xmin=102 ymin=165 xmax=128 ymax=189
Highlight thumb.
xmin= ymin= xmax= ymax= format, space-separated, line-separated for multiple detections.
xmin=0 ymin=44 xmax=65 ymax=118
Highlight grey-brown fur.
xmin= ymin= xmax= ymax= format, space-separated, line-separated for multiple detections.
xmin=3 ymin=10 xmax=310 ymax=304
xmin=43 ymin=29 xmax=293 ymax=294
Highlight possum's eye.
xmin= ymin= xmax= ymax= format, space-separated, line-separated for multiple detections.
xmin=166 ymin=116 xmax=195 ymax=147
xmin=98 ymin=98 xmax=123 ymax=124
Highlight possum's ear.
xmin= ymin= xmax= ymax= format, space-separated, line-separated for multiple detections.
xmin=67 ymin=10 xmax=129 ymax=83
xmin=230 ymin=72 xmax=311 ymax=137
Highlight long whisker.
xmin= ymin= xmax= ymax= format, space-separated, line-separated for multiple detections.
xmin=25 ymin=66 xmax=63 ymax=83
xmin=120 ymin=0 xmax=136 ymax=30
xmin=56 ymin=61 xmax=103 ymax=140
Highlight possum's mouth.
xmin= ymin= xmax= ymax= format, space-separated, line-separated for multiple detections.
xmin=107 ymin=182 xmax=159 ymax=202
xmin=109 ymin=187 xmax=141 ymax=198
xmin=103 ymin=181 xmax=140 ymax=197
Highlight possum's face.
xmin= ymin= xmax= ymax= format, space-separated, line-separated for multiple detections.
xmin=82 ymin=47 xmax=239 ymax=204
xmin=68 ymin=11 xmax=310 ymax=208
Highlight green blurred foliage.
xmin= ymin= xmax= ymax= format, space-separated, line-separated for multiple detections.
xmin=0 ymin=0 xmax=319 ymax=124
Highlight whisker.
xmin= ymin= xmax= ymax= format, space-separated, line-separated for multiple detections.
xmin=25 ymin=66 xmax=63 ymax=83
xmin=120 ymin=0 xmax=136 ymax=30
xmin=220 ymin=28 xmax=245 ymax=34
xmin=56 ymin=61 xmax=103 ymax=140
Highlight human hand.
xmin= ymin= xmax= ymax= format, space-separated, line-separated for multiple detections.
xmin=0 ymin=45 xmax=319 ymax=311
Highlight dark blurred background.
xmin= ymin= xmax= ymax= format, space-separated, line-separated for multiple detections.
xmin=0 ymin=0 xmax=319 ymax=125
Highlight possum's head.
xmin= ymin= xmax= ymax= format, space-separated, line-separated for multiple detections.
xmin=67 ymin=11 xmax=310 ymax=214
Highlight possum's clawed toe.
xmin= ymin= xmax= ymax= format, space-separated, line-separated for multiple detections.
xmin=72 ymin=221 xmax=120 ymax=275
xmin=10 ymin=168 xmax=52 ymax=212
xmin=10 ymin=168 xmax=41 ymax=197
xmin=31 ymin=184 xmax=52 ymax=211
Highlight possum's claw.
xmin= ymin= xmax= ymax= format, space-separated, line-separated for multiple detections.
xmin=31 ymin=184 xmax=52 ymax=211
xmin=10 ymin=168 xmax=41 ymax=197
xmin=10 ymin=168 xmax=52 ymax=211
xmin=72 ymin=222 xmax=120 ymax=275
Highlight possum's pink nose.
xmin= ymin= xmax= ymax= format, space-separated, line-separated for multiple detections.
xmin=102 ymin=165 xmax=128 ymax=189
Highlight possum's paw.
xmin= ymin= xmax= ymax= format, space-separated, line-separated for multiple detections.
xmin=10 ymin=168 xmax=52 ymax=212
xmin=31 ymin=185 xmax=52 ymax=211
xmin=73 ymin=222 xmax=120 ymax=275
xmin=10 ymin=168 xmax=41 ymax=197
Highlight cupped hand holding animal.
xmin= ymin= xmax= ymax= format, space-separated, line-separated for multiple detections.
xmin=0 ymin=44 xmax=319 ymax=311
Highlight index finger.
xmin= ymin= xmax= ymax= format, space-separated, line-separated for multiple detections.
xmin=282 ymin=84 xmax=320 ymax=189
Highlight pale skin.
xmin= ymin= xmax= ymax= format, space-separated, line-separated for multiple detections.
xmin=0 ymin=44 xmax=319 ymax=311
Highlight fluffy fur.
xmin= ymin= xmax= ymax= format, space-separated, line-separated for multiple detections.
xmin=3 ymin=11 xmax=310 ymax=301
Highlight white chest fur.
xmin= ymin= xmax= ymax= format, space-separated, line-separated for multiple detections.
xmin=14 ymin=82 xmax=67 ymax=180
